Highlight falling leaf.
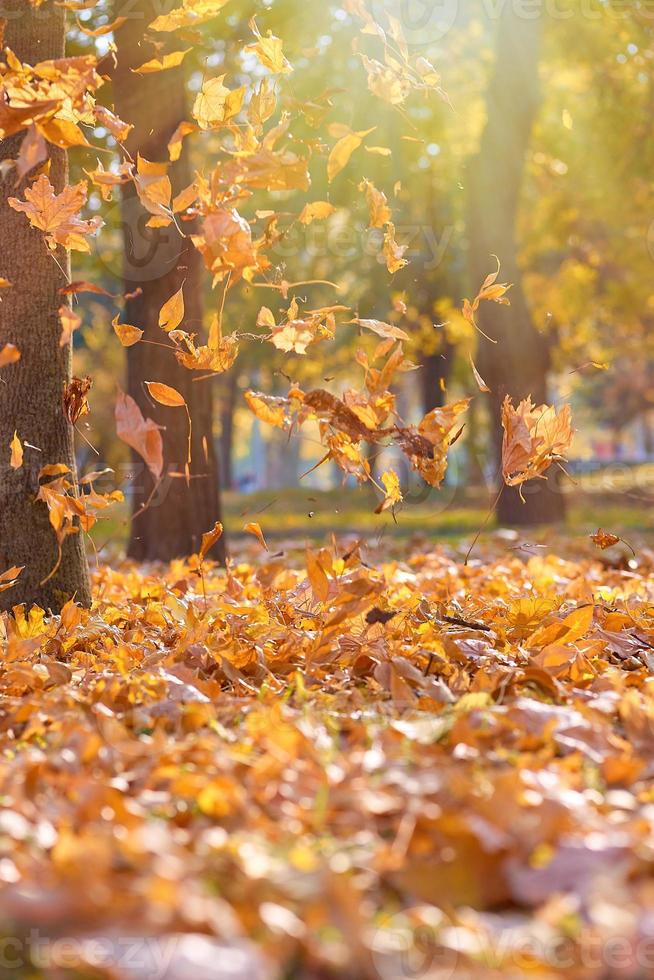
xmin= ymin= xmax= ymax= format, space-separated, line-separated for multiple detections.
xmin=501 ymin=396 xmax=573 ymax=489
xmin=115 ymin=390 xmax=164 ymax=481
xmin=0 ymin=564 xmax=23 ymax=592
xmin=245 ymin=17 xmax=293 ymax=75
xmin=192 ymin=76 xmax=246 ymax=131
xmin=58 ymin=305 xmax=81 ymax=347
xmin=244 ymin=521 xmax=268 ymax=550
xmin=145 ymin=381 xmax=187 ymax=408
xmin=468 ymin=353 xmax=490 ymax=392
xmin=112 ymin=316 xmax=143 ymax=347
xmin=167 ymin=121 xmax=197 ymax=162
xmin=199 ymin=521 xmax=224 ymax=560
xmin=328 ymin=127 xmax=376 ymax=182
xmin=8 ymin=175 xmax=102 ymax=252
xmin=382 ymin=222 xmax=408 ymax=274
xmin=158 ymin=286 xmax=185 ymax=333
xmin=359 ymin=178 xmax=391 ymax=228
xmin=149 ymin=0 xmax=231 ymax=32
xmin=9 ymin=431 xmax=23 ymax=469
xmin=591 ymin=529 xmax=621 ymax=550
xmin=355 ymin=318 xmax=409 ymax=342
xmin=63 ymin=376 xmax=92 ymax=424
xmin=298 ymin=201 xmax=336 ymax=225
xmin=0 ymin=343 xmax=20 ymax=367
xmin=132 ymin=49 xmax=191 ymax=74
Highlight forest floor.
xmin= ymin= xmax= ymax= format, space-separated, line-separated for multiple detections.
xmin=2 ymin=526 xmax=654 ymax=978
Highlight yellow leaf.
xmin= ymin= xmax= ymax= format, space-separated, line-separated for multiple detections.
xmin=245 ymin=17 xmax=293 ymax=75
xmin=328 ymin=127 xmax=375 ymax=182
xmin=159 ymin=285 xmax=185 ymax=333
xmin=149 ymin=0 xmax=230 ymax=32
xmin=132 ymin=49 xmax=191 ymax=74
xmin=298 ymin=201 xmax=336 ymax=225
xmin=192 ymin=76 xmax=246 ymax=130
xmin=167 ymin=121 xmax=196 ymax=162
xmin=112 ymin=316 xmax=143 ymax=347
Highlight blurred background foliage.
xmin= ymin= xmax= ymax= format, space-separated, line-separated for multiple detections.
xmin=64 ymin=1 xmax=654 ymax=541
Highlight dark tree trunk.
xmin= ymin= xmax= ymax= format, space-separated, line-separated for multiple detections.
xmin=113 ymin=3 xmax=225 ymax=561
xmin=467 ymin=6 xmax=565 ymax=526
xmin=421 ymin=345 xmax=455 ymax=414
xmin=0 ymin=3 xmax=91 ymax=612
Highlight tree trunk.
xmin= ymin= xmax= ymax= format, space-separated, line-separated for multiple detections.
xmin=113 ymin=3 xmax=225 ymax=561
xmin=467 ymin=6 xmax=565 ymax=526
xmin=0 ymin=4 xmax=91 ymax=612
xmin=421 ymin=345 xmax=455 ymax=414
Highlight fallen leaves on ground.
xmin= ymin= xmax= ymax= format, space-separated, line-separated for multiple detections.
xmin=2 ymin=538 xmax=654 ymax=976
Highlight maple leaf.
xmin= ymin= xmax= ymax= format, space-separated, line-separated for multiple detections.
xmin=501 ymin=396 xmax=573 ymax=489
xmin=192 ymin=76 xmax=246 ymax=131
xmin=590 ymin=529 xmax=621 ymax=550
xmin=8 ymin=175 xmax=102 ymax=252
xmin=463 ymin=259 xmax=512 ymax=341
xmin=133 ymin=155 xmax=172 ymax=221
xmin=149 ymin=0 xmax=230 ymax=32
xmin=245 ymin=18 xmax=293 ymax=75
xmin=376 ymin=469 xmax=403 ymax=513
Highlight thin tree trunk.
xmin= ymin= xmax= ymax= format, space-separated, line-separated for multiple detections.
xmin=0 ymin=4 xmax=91 ymax=612
xmin=113 ymin=3 xmax=225 ymax=561
xmin=467 ymin=6 xmax=565 ymax=526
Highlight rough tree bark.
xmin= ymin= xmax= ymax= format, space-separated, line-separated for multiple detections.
xmin=0 ymin=3 xmax=91 ymax=612
xmin=113 ymin=3 xmax=225 ymax=561
xmin=467 ymin=6 xmax=565 ymax=526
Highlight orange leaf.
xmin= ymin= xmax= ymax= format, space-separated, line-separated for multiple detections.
xmin=112 ymin=316 xmax=143 ymax=347
xmin=145 ymin=381 xmax=186 ymax=408
xmin=199 ymin=521 xmax=224 ymax=560
xmin=9 ymin=430 xmax=23 ymax=469
xmin=243 ymin=521 xmax=268 ymax=550
xmin=115 ymin=390 xmax=164 ymax=481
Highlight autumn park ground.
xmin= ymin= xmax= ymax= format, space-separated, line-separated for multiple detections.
xmin=0 ymin=482 xmax=651 ymax=979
